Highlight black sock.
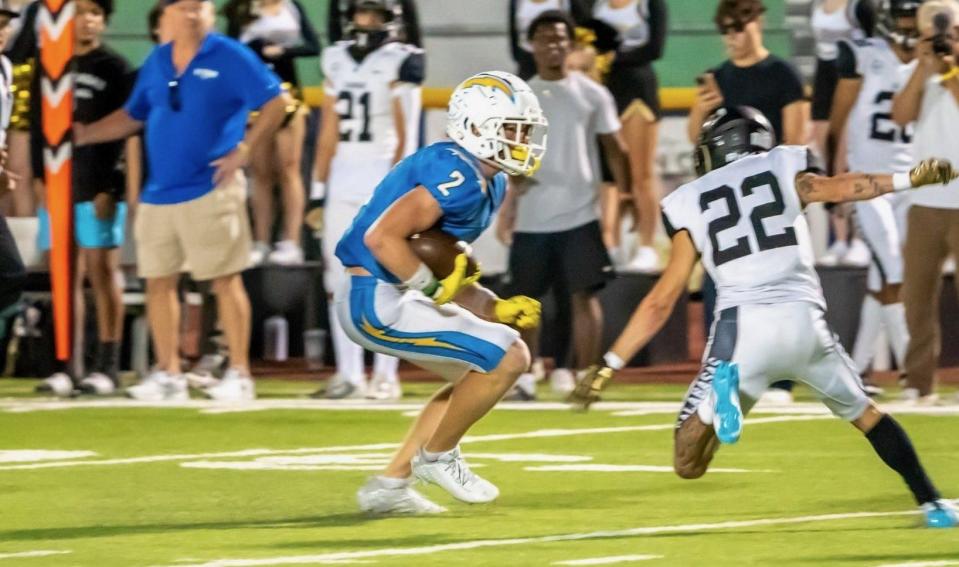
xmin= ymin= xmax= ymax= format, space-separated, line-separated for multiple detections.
xmin=96 ymin=341 xmax=120 ymax=383
xmin=866 ymin=414 xmax=940 ymax=505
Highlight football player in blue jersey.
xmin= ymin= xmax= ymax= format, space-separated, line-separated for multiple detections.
xmin=334 ymin=71 xmax=548 ymax=515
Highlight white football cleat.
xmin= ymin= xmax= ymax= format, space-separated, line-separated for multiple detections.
xmin=204 ymin=368 xmax=255 ymax=401
xmin=549 ymin=368 xmax=576 ymax=395
xmin=267 ymin=240 xmax=304 ymax=266
xmin=36 ymin=372 xmax=74 ymax=397
xmin=78 ymin=372 xmax=116 ymax=396
xmin=126 ymin=371 xmax=188 ymax=402
xmin=412 ymin=446 xmax=499 ymax=504
xmin=357 ymin=476 xmax=446 ymax=515
xmin=366 ymin=374 xmax=402 ymax=401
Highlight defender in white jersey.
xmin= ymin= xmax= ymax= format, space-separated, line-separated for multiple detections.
xmin=310 ymin=0 xmax=425 ymax=400
xmin=571 ymin=106 xmax=959 ymax=528
xmin=828 ymin=0 xmax=921 ymax=387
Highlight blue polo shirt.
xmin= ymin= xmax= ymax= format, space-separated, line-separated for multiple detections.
xmin=125 ymin=33 xmax=282 ymax=204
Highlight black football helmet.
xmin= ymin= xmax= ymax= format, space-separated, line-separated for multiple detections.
xmin=344 ymin=0 xmax=403 ymax=52
xmin=694 ymin=106 xmax=775 ymax=177
xmin=876 ymin=0 xmax=924 ymax=48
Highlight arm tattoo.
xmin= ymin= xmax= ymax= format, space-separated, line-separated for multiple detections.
xmin=796 ymin=174 xmax=815 ymax=198
xmin=850 ymin=174 xmax=888 ymax=199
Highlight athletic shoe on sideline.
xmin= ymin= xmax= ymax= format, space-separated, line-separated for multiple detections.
xmin=712 ymin=361 xmax=743 ymax=445
xmin=758 ymin=387 xmax=794 ymax=405
xmin=818 ymin=240 xmax=848 ymax=266
xmin=549 ymin=368 xmax=576 ymax=395
xmin=78 ymin=372 xmax=116 ymax=396
xmin=357 ymin=476 xmax=446 ymax=515
xmin=185 ymin=353 xmax=227 ymax=390
xmin=366 ymin=374 xmax=402 ymax=401
xmin=267 ymin=240 xmax=304 ymax=266
xmin=922 ymin=499 xmax=958 ymax=528
xmin=314 ymin=376 xmax=367 ymax=400
xmin=412 ymin=446 xmax=499 ymax=503
xmin=204 ymin=368 xmax=255 ymax=401
xmin=249 ymin=241 xmax=271 ymax=267
xmin=621 ymin=245 xmax=660 ymax=273
xmin=126 ymin=371 xmax=188 ymax=402
xmin=900 ymin=387 xmax=940 ymax=406
xmin=843 ymin=238 xmax=871 ymax=267
xmin=36 ymin=372 xmax=74 ymax=397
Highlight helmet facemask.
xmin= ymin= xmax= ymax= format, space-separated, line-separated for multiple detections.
xmin=487 ymin=116 xmax=548 ymax=177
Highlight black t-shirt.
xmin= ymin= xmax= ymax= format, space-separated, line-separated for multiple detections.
xmin=712 ymin=55 xmax=806 ymax=145
xmin=73 ymin=46 xmax=134 ymax=201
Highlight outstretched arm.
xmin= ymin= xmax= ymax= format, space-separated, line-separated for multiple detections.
xmin=796 ymin=159 xmax=959 ymax=206
xmin=606 ymin=230 xmax=699 ymax=363
xmin=73 ymin=109 xmax=143 ymax=146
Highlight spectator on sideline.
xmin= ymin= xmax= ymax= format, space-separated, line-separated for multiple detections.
xmin=892 ymin=0 xmax=959 ymax=405
xmin=509 ymin=0 xmax=589 ymax=79
xmin=497 ymin=10 xmax=629 ymax=399
xmin=688 ymin=0 xmax=810 ymax=403
xmin=329 ymin=0 xmax=421 ymax=47
xmin=1 ymin=0 xmax=36 ymax=217
xmin=33 ymin=0 xmax=133 ymax=397
xmin=310 ymin=0 xmax=423 ymax=400
xmin=74 ymin=0 xmax=291 ymax=402
xmin=592 ymin=0 xmax=667 ymax=273
xmin=223 ymin=0 xmax=319 ymax=266
xmin=0 ymin=2 xmax=24 ymax=319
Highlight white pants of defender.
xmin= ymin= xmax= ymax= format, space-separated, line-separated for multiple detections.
xmin=678 ymin=302 xmax=871 ymax=427
xmin=854 ymin=193 xmax=909 ymax=292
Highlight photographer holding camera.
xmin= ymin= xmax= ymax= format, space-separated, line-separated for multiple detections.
xmin=892 ymin=0 xmax=959 ymax=404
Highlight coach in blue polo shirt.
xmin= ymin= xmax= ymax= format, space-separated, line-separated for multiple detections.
xmin=75 ymin=0 xmax=291 ymax=402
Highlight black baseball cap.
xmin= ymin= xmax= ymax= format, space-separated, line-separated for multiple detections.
xmin=0 ymin=0 xmax=20 ymax=19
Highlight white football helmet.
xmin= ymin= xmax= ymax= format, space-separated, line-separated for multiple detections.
xmin=446 ymin=71 xmax=548 ymax=177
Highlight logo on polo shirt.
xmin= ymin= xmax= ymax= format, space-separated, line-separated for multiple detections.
xmin=193 ymin=68 xmax=220 ymax=80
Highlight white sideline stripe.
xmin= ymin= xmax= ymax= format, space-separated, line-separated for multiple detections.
xmin=164 ymin=508 xmax=929 ymax=567
xmin=0 ymin=550 xmax=71 ymax=560
xmin=0 ymin=415 xmax=831 ymax=471
xmin=876 ymin=563 xmax=959 ymax=567
xmin=0 ymin=450 xmax=96 ymax=463
xmin=525 ymin=464 xmax=773 ymax=473
xmin=554 ymin=555 xmax=663 ymax=565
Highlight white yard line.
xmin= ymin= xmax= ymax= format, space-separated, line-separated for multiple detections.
xmin=161 ymin=508 xmax=929 ymax=567
xmin=525 ymin=464 xmax=773 ymax=474
xmin=554 ymin=555 xmax=663 ymax=565
xmin=876 ymin=562 xmax=959 ymax=567
xmin=0 ymin=550 xmax=71 ymax=560
xmin=0 ymin=415 xmax=831 ymax=472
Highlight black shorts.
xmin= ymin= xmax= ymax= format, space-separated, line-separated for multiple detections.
xmin=506 ymin=220 xmax=614 ymax=298
xmin=812 ymin=57 xmax=839 ymax=121
xmin=606 ymin=63 xmax=661 ymax=121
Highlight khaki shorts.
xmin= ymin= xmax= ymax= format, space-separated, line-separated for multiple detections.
xmin=134 ymin=173 xmax=251 ymax=281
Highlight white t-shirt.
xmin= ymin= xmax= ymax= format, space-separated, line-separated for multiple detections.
xmin=516 ymin=72 xmax=621 ymax=233
xmin=912 ymin=77 xmax=959 ymax=209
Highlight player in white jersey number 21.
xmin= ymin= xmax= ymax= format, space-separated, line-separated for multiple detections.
xmin=571 ymin=106 xmax=959 ymax=528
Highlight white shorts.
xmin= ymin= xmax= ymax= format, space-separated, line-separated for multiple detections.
xmin=334 ymin=275 xmax=520 ymax=381
xmin=322 ymin=198 xmax=366 ymax=293
xmin=854 ymin=193 xmax=909 ymax=292
xmin=678 ymin=302 xmax=870 ymax=426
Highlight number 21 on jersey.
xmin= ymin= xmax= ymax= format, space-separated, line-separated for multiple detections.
xmin=700 ymin=171 xmax=798 ymax=266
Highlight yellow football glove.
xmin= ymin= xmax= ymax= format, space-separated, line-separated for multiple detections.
xmin=494 ymin=295 xmax=541 ymax=329
xmin=910 ymin=158 xmax=959 ymax=188
xmin=567 ymin=365 xmax=616 ymax=412
xmin=429 ymin=253 xmax=481 ymax=305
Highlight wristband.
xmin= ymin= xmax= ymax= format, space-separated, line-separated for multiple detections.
xmin=892 ymin=172 xmax=912 ymax=192
xmin=403 ymin=263 xmax=438 ymax=295
xmin=603 ymin=352 xmax=625 ymax=371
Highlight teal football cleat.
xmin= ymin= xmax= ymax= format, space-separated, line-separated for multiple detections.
xmin=922 ymin=500 xmax=958 ymax=528
xmin=713 ymin=361 xmax=743 ymax=445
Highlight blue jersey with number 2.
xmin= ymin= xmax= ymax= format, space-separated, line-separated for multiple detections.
xmin=336 ymin=141 xmax=508 ymax=284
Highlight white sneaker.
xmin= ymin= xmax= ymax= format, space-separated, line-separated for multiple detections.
xmin=323 ymin=376 xmax=368 ymax=400
xmin=78 ymin=372 xmax=116 ymax=396
xmin=900 ymin=387 xmax=940 ymax=406
xmin=249 ymin=241 xmax=271 ymax=267
xmin=36 ymin=372 xmax=74 ymax=397
xmin=126 ymin=371 xmax=188 ymax=402
xmin=759 ymin=388 xmax=794 ymax=405
xmin=204 ymin=368 xmax=255 ymax=401
xmin=549 ymin=368 xmax=576 ymax=395
xmin=267 ymin=240 xmax=304 ymax=266
xmin=531 ymin=358 xmax=546 ymax=382
xmin=843 ymin=238 xmax=871 ymax=267
xmin=185 ymin=353 xmax=227 ymax=390
xmin=366 ymin=375 xmax=402 ymax=401
xmin=621 ymin=245 xmax=660 ymax=273
xmin=357 ymin=476 xmax=446 ymax=515
xmin=412 ymin=446 xmax=499 ymax=504
xmin=819 ymin=240 xmax=848 ymax=266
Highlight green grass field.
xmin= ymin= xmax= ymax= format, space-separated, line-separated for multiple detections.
xmin=1 ymin=379 xmax=958 ymax=567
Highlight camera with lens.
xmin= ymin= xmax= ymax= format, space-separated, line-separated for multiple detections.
xmin=931 ymin=10 xmax=956 ymax=56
